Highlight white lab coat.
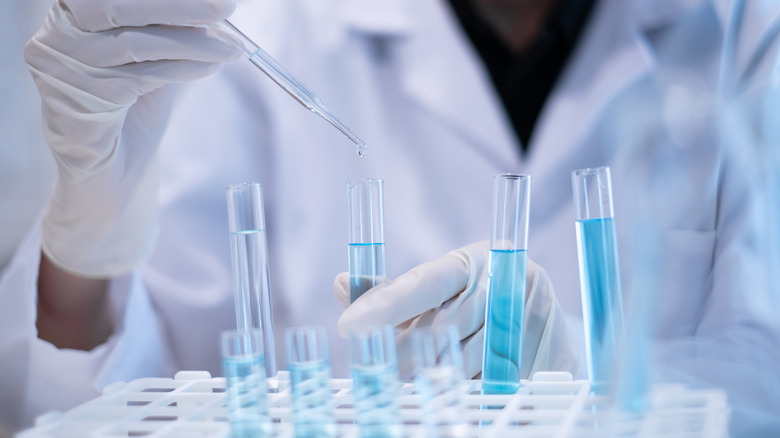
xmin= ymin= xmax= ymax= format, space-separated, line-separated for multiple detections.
xmin=0 ymin=0 xmax=55 ymax=269
xmin=2 ymin=0 xmax=779 ymax=433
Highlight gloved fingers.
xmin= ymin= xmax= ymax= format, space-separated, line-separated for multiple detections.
xmin=36 ymin=23 xmax=240 ymax=69
xmin=117 ymin=60 xmax=224 ymax=89
xmin=333 ymin=272 xmax=350 ymax=308
xmin=394 ymin=315 xmax=482 ymax=379
xmin=395 ymin=319 xmax=421 ymax=378
xmin=27 ymin=52 xmax=223 ymax=106
xmin=525 ymin=258 xmax=546 ymax=302
xmin=520 ymin=265 xmax=555 ymax=378
xmin=521 ymin=261 xmax=579 ymax=377
xmin=460 ymin=325 xmax=484 ymax=379
xmin=411 ymin=287 xmax=487 ymax=355
xmin=61 ymin=0 xmax=236 ymax=32
xmin=336 ymin=262 xmax=487 ymax=341
xmin=337 ymin=241 xmax=489 ymax=338
xmin=89 ymin=60 xmax=222 ymax=105
xmin=527 ymin=295 xmax=579 ymax=377
xmin=337 ymin=254 xmax=469 ymax=338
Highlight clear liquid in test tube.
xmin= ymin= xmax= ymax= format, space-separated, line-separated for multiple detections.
xmin=482 ymin=174 xmax=531 ymax=395
xmin=227 ymin=182 xmax=277 ymax=378
xmin=572 ymin=166 xmax=626 ymax=394
xmin=347 ymin=178 xmax=386 ymax=303
xmin=221 ymin=328 xmax=272 ymax=437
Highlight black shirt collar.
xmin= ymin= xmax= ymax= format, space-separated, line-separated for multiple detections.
xmin=447 ymin=0 xmax=597 ymax=153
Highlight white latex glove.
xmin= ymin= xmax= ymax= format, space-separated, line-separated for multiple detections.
xmin=24 ymin=0 xmax=240 ymax=276
xmin=335 ymin=240 xmax=578 ymax=379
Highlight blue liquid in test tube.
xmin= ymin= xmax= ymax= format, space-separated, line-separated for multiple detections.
xmin=572 ymin=167 xmax=625 ymax=394
xmin=482 ymin=174 xmax=531 ymax=395
xmin=352 ymin=364 xmax=402 ymax=438
xmin=289 ymin=360 xmax=336 ymax=437
xmin=483 ymin=249 xmax=527 ymax=394
xmin=350 ymin=325 xmax=402 ymax=438
xmin=285 ymin=326 xmax=336 ymax=438
xmin=347 ymin=178 xmax=386 ymax=303
xmin=222 ymin=329 xmax=271 ymax=437
xmin=576 ymin=218 xmax=624 ymax=389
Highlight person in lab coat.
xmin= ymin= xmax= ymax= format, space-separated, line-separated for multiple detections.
xmin=4 ymin=0 xmax=779 ymax=434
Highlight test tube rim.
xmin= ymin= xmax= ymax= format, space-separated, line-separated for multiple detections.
xmin=571 ymin=166 xmax=614 ymax=220
xmin=284 ymin=325 xmax=331 ymax=365
xmin=491 ymin=173 xmax=531 ymax=251
xmin=347 ymin=178 xmax=385 ymax=245
xmin=347 ymin=177 xmax=384 ymax=189
xmin=571 ymin=166 xmax=610 ymax=178
xmin=221 ymin=328 xmax=265 ymax=358
xmin=494 ymin=173 xmax=529 ymax=180
xmin=227 ymin=181 xmax=262 ymax=191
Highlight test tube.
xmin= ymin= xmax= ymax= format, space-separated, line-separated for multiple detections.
xmin=285 ymin=326 xmax=337 ymax=438
xmin=221 ymin=329 xmax=272 ymax=437
xmin=411 ymin=325 xmax=469 ymax=437
xmin=571 ymin=167 xmax=626 ymax=394
xmin=347 ymin=178 xmax=387 ymax=303
xmin=482 ymin=174 xmax=531 ymax=395
xmin=227 ymin=182 xmax=277 ymax=378
xmin=350 ymin=325 xmax=402 ymax=438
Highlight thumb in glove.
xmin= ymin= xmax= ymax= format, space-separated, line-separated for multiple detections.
xmin=334 ymin=240 xmax=579 ymax=379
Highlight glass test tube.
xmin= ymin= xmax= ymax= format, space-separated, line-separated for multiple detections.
xmin=572 ymin=167 xmax=626 ymax=394
xmin=285 ymin=326 xmax=337 ymax=438
xmin=482 ymin=174 xmax=531 ymax=395
xmin=347 ymin=178 xmax=387 ymax=303
xmin=350 ymin=325 xmax=402 ymax=438
xmin=227 ymin=182 xmax=277 ymax=378
xmin=412 ymin=325 xmax=469 ymax=437
xmin=221 ymin=329 xmax=272 ymax=437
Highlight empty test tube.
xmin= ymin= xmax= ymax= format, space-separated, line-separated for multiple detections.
xmin=350 ymin=325 xmax=402 ymax=438
xmin=285 ymin=326 xmax=337 ymax=438
xmin=482 ymin=174 xmax=531 ymax=395
xmin=572 ymin=167 xmax=626 ymax=394
xmin=347 ymin=178 xmax=387 ymax=303
xmin=411 ymin=325 xmax=469 ymax=437
xmin=227 ymin=182 xmax=277 ymax=378
xmin=221 ymin=329 xmax=272 ymax=437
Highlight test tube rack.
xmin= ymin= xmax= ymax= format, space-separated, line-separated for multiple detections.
xmin=19 ymin=371 xmax=728 ymax=437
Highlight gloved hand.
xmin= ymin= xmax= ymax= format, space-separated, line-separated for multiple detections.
xmin=24 ymin=0 xmax=240 ymax=276
xmin=335 ymin=240 xmax=578 ymax=379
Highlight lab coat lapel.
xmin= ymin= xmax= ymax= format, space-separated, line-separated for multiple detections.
xmin=528 ymin=0 xmax=656 ymax=175
xmin=399 ymin=3 xmax=519 ymax=165
xmin=338 ymin=0 xmax=519 ymax=167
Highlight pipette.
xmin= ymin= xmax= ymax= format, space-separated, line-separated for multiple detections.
xmin=212 ymin=20 xmax=367 ymax=157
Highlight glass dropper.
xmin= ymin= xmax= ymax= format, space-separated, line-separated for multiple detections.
xmin=212 ymin=20 xmax=367 ymax=157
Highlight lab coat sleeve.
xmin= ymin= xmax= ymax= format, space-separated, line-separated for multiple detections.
xmin=653 ymin=150 xmax=780 ymax=435
xmin=0 ymin=217 xmax=175 ymax=433
xmin=654 ymin=6 xmax=780 ymax=434
xmin=677 ymin=143 xmax=780 ymax=430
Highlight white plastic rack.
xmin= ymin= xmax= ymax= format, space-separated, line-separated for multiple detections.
xmin=19 ymin=371 xmax=728 ymax=437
